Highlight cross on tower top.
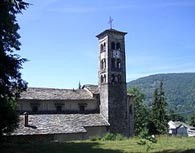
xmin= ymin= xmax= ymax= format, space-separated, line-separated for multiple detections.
xmin=108 ymin=16 xmax=113 ymax=29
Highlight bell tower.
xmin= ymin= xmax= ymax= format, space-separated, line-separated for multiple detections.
xmin=96 ymin=28 xmax=129 ymax=136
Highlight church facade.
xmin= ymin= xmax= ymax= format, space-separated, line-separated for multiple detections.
xmin=11 ymin=28 xmax=134 ymax=142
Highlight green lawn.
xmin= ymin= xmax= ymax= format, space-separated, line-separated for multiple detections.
xmin=1 ymin=136 xmax=195 ymax=153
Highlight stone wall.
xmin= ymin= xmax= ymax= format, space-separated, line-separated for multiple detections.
xmin=17 ymin=99 xmax=99 ymax=114
xmin=7 ymin=126 xmax=108 ymax=143
xmin=84 ymin=126 xmax=108 ymax=139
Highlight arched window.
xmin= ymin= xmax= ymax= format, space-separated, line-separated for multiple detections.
xmin=111 ymin=58 xmax=115 ymax=69
xmin=103 ymin=42 xmax=106 ymax=51
xmin=116 ymin=43 xmax=121 ymax=50
xmin=103 ymin=74 xmax=106 ymax=82
xmin=101 ymin=75 xmax=104 ymax=83
xmin=100 ymin=44 xmax=103 ymax=52
xmin=103 ymin=59 xmax=106 ymax=69
xmin=111 ymin=74 xmax=115 ymax=83
xmin=101 ymin=59 xmax=106 ymax=70
xmin=117 ymin=59 xmax=121 ymax=69
xmin=115 ymin=75 xmax=118 ymax=82
xmin=118 ymin=74 xmax=122 ymax=83
xmin=101 ymin=74 xmax=106 ymax=83
xmin=111 ymin=42 xmax=115 ymax=50
xmin=101 ymin=60 xmax=103 ymax=69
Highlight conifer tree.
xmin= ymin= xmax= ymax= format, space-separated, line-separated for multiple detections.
xmin=190 ymin=114 xmax=195 ymax=127
xmin=0 ymin=0 xmax=28 ymax=139
xmin=148 ymin=81 xmax=168 ymax=135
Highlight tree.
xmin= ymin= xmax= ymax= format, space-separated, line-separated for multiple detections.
xmin=148 ymin=81 xmax=168 ymax=135
xmin=190 ymin=114 xmax=195 ymax=127
xmin=168 ymin=109 xmax=185 ymax=122
xmin=0 ymin=0 xmax=29 ymax=139
xmin=128 ymin=87 xmax=149 ymax=136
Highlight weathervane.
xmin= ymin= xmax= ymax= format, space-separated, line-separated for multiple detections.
xmin=108 ymin=16 xmax=113 ymax=29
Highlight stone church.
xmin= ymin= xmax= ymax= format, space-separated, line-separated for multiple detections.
xmin=11 ymin=28 xmax=134 ymax=142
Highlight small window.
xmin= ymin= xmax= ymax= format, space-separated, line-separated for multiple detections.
xmin=111 ymin=58 xmax=115 ymax=69
xmin=115 ymin=75 xmax=118 ymax=82
xmin=111 ymin=42 xmax=115 ymax=50
xmin=101 ymin=60 xmax=103 ymax=69
xmin=111 ymin=74 xmax=115 ymax=83
xmin=79 ymin=105 xmax=85 ymax=112
xmin=103 ymin=59 xmax=106 ymax=69
xmin=118 ymin=74 xmax=122 ymax=83
xmin=79 ymin=103 xmax=87 ymax=113
xmin=117 ymin=59 xmax=121 ymax=69
xmin=101 ymin=74 xmax=106 ymax=83
xmin=56 ymin=105 xmax=62 ymax=112
xmin=101 ymin=59 xmax=106 ymax=70
xmin=31 ymin=103 xmax=40 ymax=113
xmin=101 ymin=75 xmax=104 ymax=83
xmin=103 ymin=43 xmax=106 ymax=51
xmin=100 ymin=44 xmax=104 ymax=52
xmin=103 ymin=74 xmax=106 ymax=83
xmin=32 ymin=105 xmax=38 ymax=113
xmin=116 ymin=43 xmax=121 ymax=50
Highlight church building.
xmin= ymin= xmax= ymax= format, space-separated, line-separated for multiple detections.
xmin=11 ymin=28 xmax=134 ymax=142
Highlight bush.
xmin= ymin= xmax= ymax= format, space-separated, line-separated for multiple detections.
xmin=101 ymin=133 xmax=116 ymax=141
xmin=90 ymin=136 xmax=101 ymax=141
xmin=101 ymin=133 xmax=127 ymax=141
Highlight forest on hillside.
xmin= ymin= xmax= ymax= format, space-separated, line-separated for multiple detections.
xmin=127 ymin=73 xmax=195 ymax=120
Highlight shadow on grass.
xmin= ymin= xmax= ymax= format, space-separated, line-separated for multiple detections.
xmin=0 ymin=141 xmax=124 ymax=153
xmin=156 ymin=149 xmax=195 ymax=153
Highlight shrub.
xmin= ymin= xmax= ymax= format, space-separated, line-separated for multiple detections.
xmin=101 ymin=133 xmax=127 ymax=141
xmin=90 ymin=136 xmax=101 ymax=141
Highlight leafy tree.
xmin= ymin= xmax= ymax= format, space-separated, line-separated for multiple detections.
xmin=128 ymin=87 xmax=149 ymax=136
xmin=0 ymin=0 xmax=28 ymax=140
xmin=148 ymin=81 xmax=168 ymax=135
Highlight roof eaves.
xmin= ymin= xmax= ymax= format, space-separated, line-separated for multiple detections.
xmin=96 ymin=29 xmax=127 ymax=38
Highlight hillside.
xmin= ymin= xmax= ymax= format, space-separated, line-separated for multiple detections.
xmin=127 ymin=73 xmax=195 ymax=118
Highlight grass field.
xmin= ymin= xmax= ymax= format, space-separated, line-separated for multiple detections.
xmin=1 ymin=136 xmax=195 ymax=153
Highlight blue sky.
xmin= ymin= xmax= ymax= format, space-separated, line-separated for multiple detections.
xmin=17 ymin=0 xmax=195 ymax=89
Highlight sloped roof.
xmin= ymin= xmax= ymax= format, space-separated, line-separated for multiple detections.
xmin=83 ymin=84 xmax=99 ymax=95
xmin=12 ymin=114 xmax=109 ymax=135
xmin=168 ymin=120 xmax=195 ymax=129
xmin=20 ymin=87 xmax=94 ymax=100
xmin=96 ymin=29 xmax=127 ymax=38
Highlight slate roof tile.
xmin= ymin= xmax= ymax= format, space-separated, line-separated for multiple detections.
xmin=12 ymin=114 xmax=109 ymax=135
xmin=20 ymin=87 xmax=94 ymax=100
